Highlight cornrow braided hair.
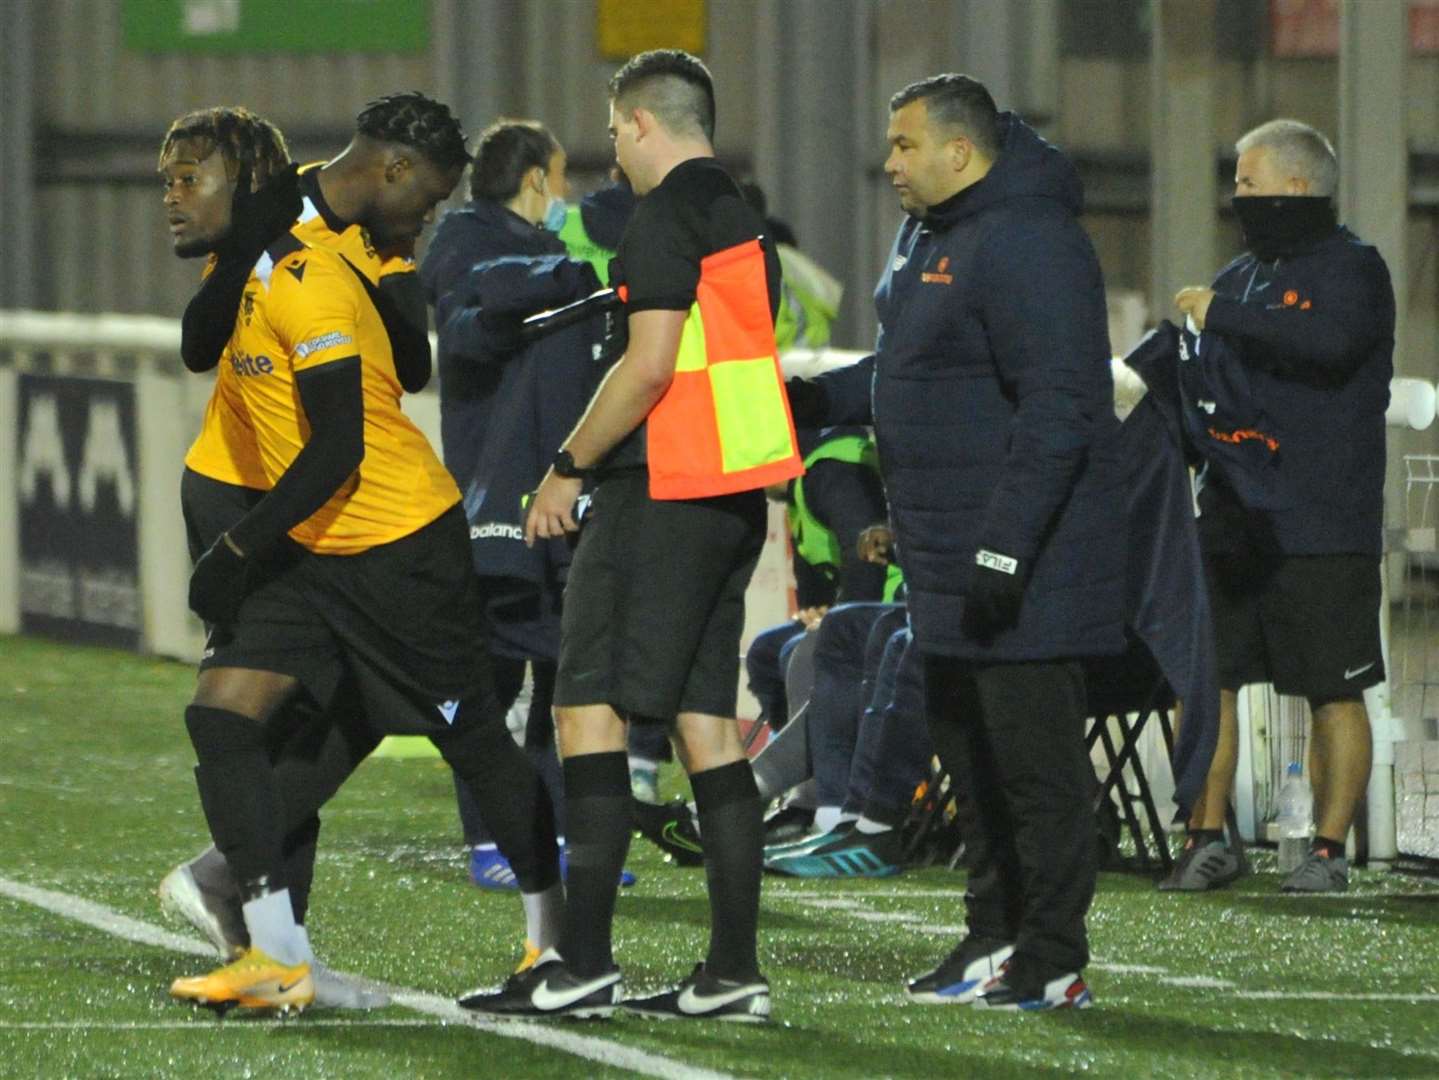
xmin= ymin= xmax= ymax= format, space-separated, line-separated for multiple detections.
xmin=355 ymin=91 xmax=471 ymax=170
xmin=158 ymin=105 xmax=291 ymax=186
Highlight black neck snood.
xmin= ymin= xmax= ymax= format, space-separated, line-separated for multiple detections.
xmin=1232 ymin=195 xmax=1338 ymax=261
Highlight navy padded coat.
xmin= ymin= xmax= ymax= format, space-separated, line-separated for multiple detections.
xmin=820 ymin=114 xmax=1126 ymax=660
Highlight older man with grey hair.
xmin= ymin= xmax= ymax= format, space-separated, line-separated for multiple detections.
xmin=1165 ymin=118 xmax=1394 ymax=894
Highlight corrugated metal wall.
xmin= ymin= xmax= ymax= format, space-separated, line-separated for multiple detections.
xmin=7 ymin=0 xmax=1058 ymax=349
xmin=31 ymin=0 xmax=435 ymax=322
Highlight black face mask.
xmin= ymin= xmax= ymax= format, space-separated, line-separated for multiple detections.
xmin=1231 ymin=195 xmax=1337 ymax=261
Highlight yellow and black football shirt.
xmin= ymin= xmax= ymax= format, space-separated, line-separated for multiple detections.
xmin=183 ymin=162 xmax=422 ymax=492
xmin=226 ymin=230 xmax=458 ymax=554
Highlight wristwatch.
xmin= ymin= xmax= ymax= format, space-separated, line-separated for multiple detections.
xmin=552 ymin=448 xmax=590 ymax=479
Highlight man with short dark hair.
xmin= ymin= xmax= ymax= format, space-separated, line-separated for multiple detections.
xmin=161 ymin=93 xmax=565 ymax=1015
xmin=461 ymin=49 xmax=801 ymax=1022
xmin=1163 ymin=119 xmax=1393 ymax=894
xmin=796 ymin=72 xmax=1123 ymax=1010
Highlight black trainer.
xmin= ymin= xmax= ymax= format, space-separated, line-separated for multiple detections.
xmin=632 ymin=798 xmax=706 ymax=866
xmin=622 ymin=963 xmax=770 ymax=1022
xmin=457 ymin=949 xmax=621 ymax=1020
xmin=905 ymin=937 xmax=1015 ymax=1004
xmin=973 ymin=965 xmax=1093 ymax=1011
xmin=763 ymin=803 xmax=816 ymax=845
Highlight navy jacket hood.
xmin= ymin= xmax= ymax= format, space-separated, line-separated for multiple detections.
xmin=579 ymin=180 xmax=636 ymax=252
xmin=924 ymin=113 xmax=1084 ymax=231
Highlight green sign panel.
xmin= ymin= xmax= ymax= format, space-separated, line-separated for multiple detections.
xmin=122 ymin=0 xmax=429 ymax=53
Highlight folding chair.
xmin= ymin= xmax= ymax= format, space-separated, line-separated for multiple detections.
xmin=1082 ymin=641 xmax=1185 ymax=875
xmin=900 ymin=758 xmax=965 ymax=870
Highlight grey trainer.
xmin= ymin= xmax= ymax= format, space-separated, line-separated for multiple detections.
xmin=312 ymin=962 xmax=392 ymax=1010
xmin=158 ymin=849 xmax=247 ymax=957
xmin=1156 ymin=839 xmax=1242 ymax=892
xmin=1280 ymin=850 xmax=1349 ymax=893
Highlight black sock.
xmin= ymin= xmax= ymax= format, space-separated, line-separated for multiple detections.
xmin=692 ymin=760 xmax=764 ymax=983
xmin=1188 ymin=828 xmax=1224 ymax=848
xmin=557 ymin=751 xmax=631 ymax=977
xmin=185 ymin=704 xmax=285 ymax=900
xmin=433 ymin=703 xmax=560 ymax=892
xmin=528 ymin=744 xmax=567 ymax=839
xmin=281 ymin=816 xmax=321 ymax=924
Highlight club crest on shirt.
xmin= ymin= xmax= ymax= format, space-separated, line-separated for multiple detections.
xmin=921 ymin=255 xmax=953 ymax=285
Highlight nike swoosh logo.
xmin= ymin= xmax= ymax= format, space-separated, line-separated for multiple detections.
xmin=531 ymin=973 xmax=613 ymax=1011
xmin=676 ymin=982 xmax=763 ymax=1014
xmin=276 ymin=977 xmax=306 ymax=993
xmin=1345 ymin=662 xmax=1375 ymax=680
xmin=661 ymin=821 xmax=703 ymax=854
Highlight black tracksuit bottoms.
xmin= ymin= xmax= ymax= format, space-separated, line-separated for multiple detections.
xmin=923 ymin=654 xmax=1097 ymax=976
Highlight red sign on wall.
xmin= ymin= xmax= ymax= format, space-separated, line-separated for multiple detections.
xmin=1270 ymin=0 xmax=1439 ymax=57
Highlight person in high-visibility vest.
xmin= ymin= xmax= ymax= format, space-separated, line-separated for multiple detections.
xmin=746 ymin=427 xmax=899 ymax=741
xmin=462 ymin=48 xmax=800 ymax=1024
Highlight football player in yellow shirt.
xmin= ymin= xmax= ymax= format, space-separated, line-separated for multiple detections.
xmin=158 ymin=105 xmax=392 ymax=1010
xmin=159 ymin=96 xmax=564 ymax=1015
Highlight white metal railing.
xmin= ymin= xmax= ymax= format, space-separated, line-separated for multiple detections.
xmin=4 ymin=309 xmax=1436 ymax=859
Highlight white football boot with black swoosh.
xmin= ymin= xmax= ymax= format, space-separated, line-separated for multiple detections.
xmin=457 ymin=948 xmax=621 ymax=1020
xmin=622 ymin=963 xmax=770 ymax=1022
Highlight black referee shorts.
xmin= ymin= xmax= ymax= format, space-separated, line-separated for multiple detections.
xmin=1204 ymin=548 xmax=1384 ymax=701
xmin=555 ymin=471 xmax=766 ymax=719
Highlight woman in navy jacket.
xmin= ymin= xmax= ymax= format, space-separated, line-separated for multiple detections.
xmin=420 ymin=120 xmax=613 ymax=893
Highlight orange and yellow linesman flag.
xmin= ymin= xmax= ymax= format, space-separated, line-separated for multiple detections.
xmin=641 ymin=238 xmax=803 ymax=500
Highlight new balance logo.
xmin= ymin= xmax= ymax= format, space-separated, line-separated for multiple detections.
xmin=295 ymin=331 xmax=353 ymax=359
xmin=470 ymin=522 xmax=524 ymax=541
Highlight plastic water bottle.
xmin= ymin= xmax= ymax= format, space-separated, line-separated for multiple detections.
xmin=1275 ymin=762 xmax=1313 ymax=873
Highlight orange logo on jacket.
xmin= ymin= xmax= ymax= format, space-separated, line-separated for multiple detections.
xmin=922 ymin=255 xmax=953 ymax=285
xmin=1208 ymin=426 xmax=1279 ymax=452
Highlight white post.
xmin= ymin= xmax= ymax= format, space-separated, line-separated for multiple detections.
xmin=0 ymin=366 xmax=18 ymax=633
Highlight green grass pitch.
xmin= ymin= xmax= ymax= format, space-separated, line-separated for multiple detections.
xmin=3 ymin=633 xmax=1439 ymax=1078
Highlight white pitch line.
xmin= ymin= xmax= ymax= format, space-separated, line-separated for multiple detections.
xmin=1233 ymin=991 xmax=1439 ymax=1002
xmin=0 ymin=875 xmax=737 ymax=1080
xmin=783 ymin=892 xmax=1433 ymax=1003
xmin=0 ymin=1020 xmax=446 ymax=1030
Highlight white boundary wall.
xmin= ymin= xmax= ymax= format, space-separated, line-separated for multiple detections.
xmin=4 ymin=310 xmax=1436 ymax=848
xmin=0 ymin=311 xmax=809 ymax=721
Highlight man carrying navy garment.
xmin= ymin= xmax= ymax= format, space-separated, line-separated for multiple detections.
xmin=1166 ymin=120 xmax=1394 ymax=895
xmin=791 ymin=74 xmax=1124 ymax=1011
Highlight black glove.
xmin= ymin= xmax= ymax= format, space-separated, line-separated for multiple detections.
xmin=961 ymin=547 xmax=1025 ymax=642
xmin=181 ymin=164 xmax=303 ymax=372
xmin=189 ymin=533 xmax=249 ymax=626
xmin=785 ymin=378 xmax=830 ymax=428
xmin=219 ymin=162 xmax=302 ymax=262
